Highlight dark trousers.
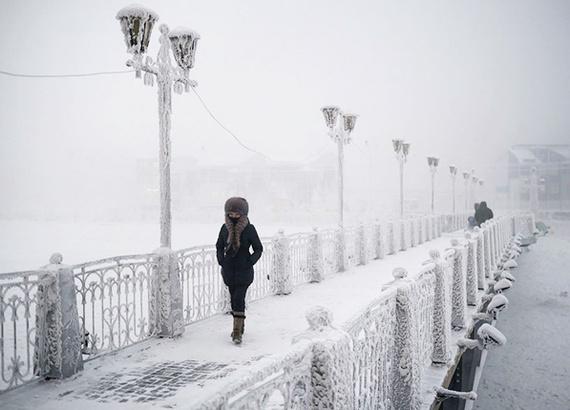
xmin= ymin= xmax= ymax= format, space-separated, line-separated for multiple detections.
xmin=228 ymin=284 xmax=249 ymax=313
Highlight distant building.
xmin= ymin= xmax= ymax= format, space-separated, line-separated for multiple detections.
xmin=507 ymin=144 xmax=570 ymax=210
xmin=135 ymin=153 xmax=337 ymax=222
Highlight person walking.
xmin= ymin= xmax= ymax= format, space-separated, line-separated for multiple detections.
xmin=475 ymin=201 xmax=494 ymax=226
xmin=216 ymin=197 xmax=263 ymax=344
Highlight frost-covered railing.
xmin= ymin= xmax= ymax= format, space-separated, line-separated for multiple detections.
xmin=0 ymin=271 xmax=39 ymax=392
xmin=0 ymin=211 xmax=522 ymax=393
xmin=191 ymin=213 xmax=534 ymax=409
xmin=73 ymin=254 xmax=155 ymax=359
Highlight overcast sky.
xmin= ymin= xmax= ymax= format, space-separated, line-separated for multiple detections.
xmin=1 ymin=0 xmax=569 ymax=219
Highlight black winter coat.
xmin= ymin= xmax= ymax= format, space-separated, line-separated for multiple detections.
xmin=216 ymin=223 xmax=263 ymax=286
xmin=475 ymin=205 xmax=494 ymax=226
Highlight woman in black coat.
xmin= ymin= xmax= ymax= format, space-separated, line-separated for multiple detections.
xmin=216 ymin=197 xmax=263 ymax=344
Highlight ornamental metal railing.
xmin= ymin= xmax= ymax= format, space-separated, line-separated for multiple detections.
xmin=0 ymin=270 xmax=39 ymax=392
xmin=0 ymin=212 xmax=523 ymax=393
xmin=73 ymin=254 xmax=155 ymax=359
xmin=197 ymin=214 xmax=525 ymax=409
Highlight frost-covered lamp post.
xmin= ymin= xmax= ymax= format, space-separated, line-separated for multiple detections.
xmin=449 ymin=165 xmax=457 ymax=214
xmin=116 ymin=5 xmax=200 ymax=249
xmin=427 ymin=156 xmax=439 ymax=213
xmin=463 ymin=171 xmax=470 ymax=210
xmin=393 ymin=139 xmax=411 ymax=218
xmin=472 ymin=174 xmax=479 ymax=206
xmin=321 ymin=106 xmax=358 ymax=229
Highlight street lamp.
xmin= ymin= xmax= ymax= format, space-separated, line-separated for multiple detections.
xmin=449 ymin=165 xmax=458 ymax=214
xmin=462 ymin=171 xmax=470 ymax=210
xmin=321 ymin=106 xmax=358 ymax=228
xmin=472 ymin=174 xmax=479 ymax=205
xmin=393 ymin=139 xmax=411 ymax=218
xmin=427 ymin=157 xmax=439 ymax=213
xmin=116 ymin=5 xmax=200 ymax=249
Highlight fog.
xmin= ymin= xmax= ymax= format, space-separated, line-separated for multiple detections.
xmin=1 ymin=0 xmax=569 ymax=268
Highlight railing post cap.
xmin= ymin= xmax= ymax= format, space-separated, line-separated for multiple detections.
xmin=49 ymin=253 xmax=63 ymax=264
xmin=40 ymin=252 xmax=71 ymax=271
xmin=392 ymin=267 xmax=408 ymax=280
xmin=429 ymin=249 xmax=441 ymax=260
xmin=305 ymin=306 xmax=333 ymax=331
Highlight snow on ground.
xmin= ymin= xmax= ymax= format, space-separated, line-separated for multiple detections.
xmin=0 ymin=219 xmax=311 ymax=272
xmin=474 ymin=220 xmax=570 ymax=410
xmin=1 ymin=230 xmax=462 ymax=410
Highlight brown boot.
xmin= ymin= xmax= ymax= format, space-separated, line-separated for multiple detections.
xmin=232 ymin=312 xmax=245 ymax=344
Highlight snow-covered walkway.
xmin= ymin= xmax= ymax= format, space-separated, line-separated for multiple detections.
xmin=473 ymin=221 xmax=570 ymax=410
xmin=2 ymin=231 xmax=464 ymax=410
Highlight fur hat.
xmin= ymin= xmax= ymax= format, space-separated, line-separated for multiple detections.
xmin=224 ymin=197 xmax=249 ymax=216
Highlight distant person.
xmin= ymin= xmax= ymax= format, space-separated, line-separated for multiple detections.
xmin=475 ymin=201 xmax=494 ymax=226
xmin=467 ymin=216 xmax=477 ymax=229
xmin=466 ymin=203 xmax=480 ymax=229
xmin=216 ymin=197 xmax=263 ymax=345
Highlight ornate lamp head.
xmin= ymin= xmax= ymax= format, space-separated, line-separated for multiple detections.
xmin=402 ymin=142 xmax=410 ymax=157
xmin=427 ymin=156 xmax=439 ymax=168
xmin=116 ymin=5 xmax=159 ymax=56
xmin=449 ymin=165 xmax=457 ymax=175
xmin=479 ymin=179 xmax=484 ymax=186
xmin=392 ymin=139 xmax=403 ymax=153
xmin=169 ymin=27 xmax=200 ymax=74
xmin=463 ymin=171 xmax=470 ymax=180
xmin=321 ymin=106 xmax=340 ymax=129
xmin=472 ymin=176 xmax=479 ymax=184
xmin=342 ymin=113 xmax=358 ymax=134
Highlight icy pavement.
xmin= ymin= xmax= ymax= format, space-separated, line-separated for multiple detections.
xmin=474 ymin=221 xmax=570 ymax=410
xmin=1 ymin=232 xmax=462 ymax=410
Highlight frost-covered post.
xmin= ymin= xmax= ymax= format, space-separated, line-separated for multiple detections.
xmin=392 ymin=139 xmax=411 ymax=218
xmin=335 ymin=227 xmax=347 ymax=272
xmin=321 ymin=106 xmax=358 ymax=236
xmin=374 ymin=221 xmax=384 ymax=260
xmin=410 ymin=218 xmax=416 ymax=248
xmin=292 ymin=307 xmax=354 ymax=409
xmin=483 ymin=225 xmax=492 ymax=279
xmin=116 ymin=6 xmax=200 ymax=249
xmin=425 ymin=217 xmax=431 ymax=241
xmin=34 ymin=254 xmax=84 ymax=380
xmin=387 ymin=221 xmax=396 ymax=255
xmin=149 ymin=248 xmax=184 ymax=337
xmin=392 ymin=278 xmax=421 ymax=409
xmin=272 ymin=230 xmax=293 ymax=294
xmin=309 ymin=228 xmax=325 ymax=283
xmin=474 ymin=228 xmax=486 ymax=289
xmin=464 ymin=233 xmax=478 ymax=306
xmin=418 ymin=217 xmax=424 ymax=244
xmin=449 ymin=241 xmax=466 ymax=330
xmin=492 ymin=220 xmax=501 ymax=269
xmin=427 ymin=156 xmax=439 ymax=214
xmin=449 ymin=165 xmax=458 ymax=216
xmin=400 ymin=220 xmax=407 ymax=251
xmin=357 ymin=223 xmax=368 ymax=266
xmin=429 ymin=249 xmax=451 ymax=365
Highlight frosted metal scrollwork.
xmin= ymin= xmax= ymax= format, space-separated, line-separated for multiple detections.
xmin=449 ymin=241 xmax=467 ymax=330
xmin=429 ymin=250 xmax=451 ymax=365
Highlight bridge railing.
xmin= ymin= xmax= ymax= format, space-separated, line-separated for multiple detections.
xmin=191 ymin=214 xmax=531 ymax=409
xmin=0 ymin=211 xmax=519 ymax=393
